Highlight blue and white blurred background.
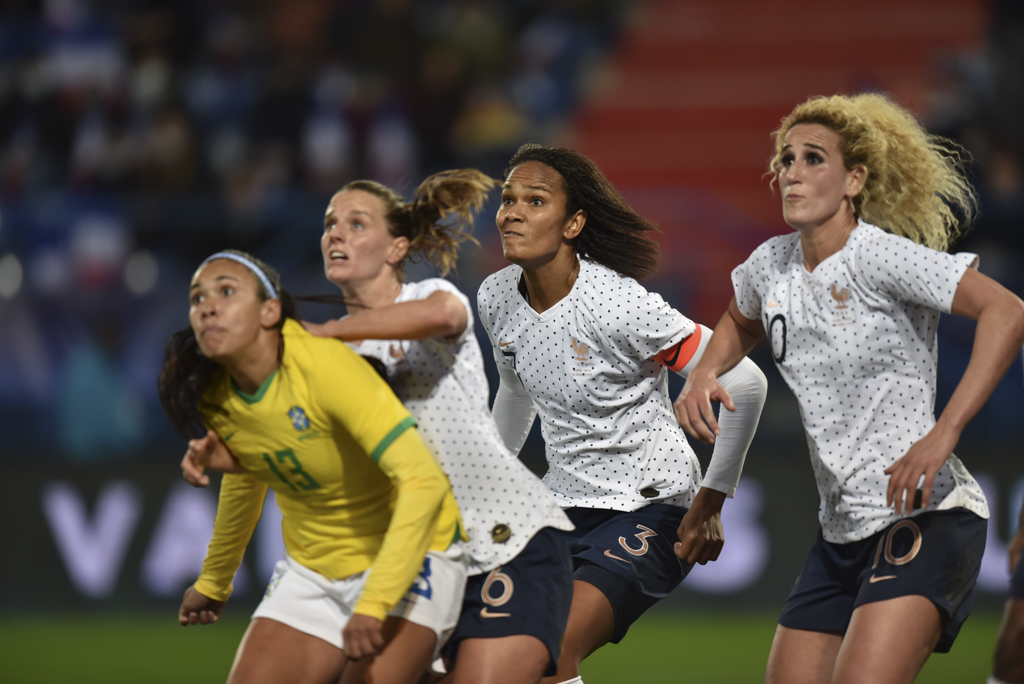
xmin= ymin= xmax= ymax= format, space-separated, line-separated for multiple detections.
xmin=1 ymin=0 xmax=1023 ymax=620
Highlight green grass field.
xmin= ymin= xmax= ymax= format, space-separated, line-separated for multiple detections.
xmin=0 ymin=610 xmax=1004 ymax=683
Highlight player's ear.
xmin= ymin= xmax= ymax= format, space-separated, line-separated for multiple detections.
xmin=563 ymin=210 xmax=586 ymax=241
xmin=846 ymin=165 xmax=866 ymax=200
xmin=260 ymin=297 xmax=282 ymax=328
xmin=386 ymin=236 xmax=410 ymax=266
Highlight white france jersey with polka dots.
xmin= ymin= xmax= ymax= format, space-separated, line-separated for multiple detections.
xmin=732 ymin=220 xmax=988 ymax=544
xmin=348 ymin=278 xmax=571 ymax=576
xmin=477 ymin=258 xmax=702 ymax=511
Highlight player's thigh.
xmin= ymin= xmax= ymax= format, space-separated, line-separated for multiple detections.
xmin=228 ymin=617 xmax=343 ymax=684
xmin=993 ymin=598 xmax=1024 ymax=681
xmin=564 ymin=504 xmax=688 ymax=645
xmin=764 ymin=624 xmax=842 ymax=684
xmin=450 ymin=635 xmax=549 ymax=684
xmin=340 ymin=616 xmax=437 ymax=684
xmin=832 ymin=595 xmax=940 ymax=684
xmin=561 ymin=579 xmax=616 ymax=659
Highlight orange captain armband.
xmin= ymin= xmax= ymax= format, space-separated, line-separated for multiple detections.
xmin=654 ymin=326 xmax=703 ymax=373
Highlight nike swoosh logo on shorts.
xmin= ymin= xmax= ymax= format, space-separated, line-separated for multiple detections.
xmin=480 ymin=607 xmax=511 ymax=618
xmin=604 ymin=549 xmax=631 ymax=564
xmin=868 ymin=574 xmax=897 ymax=583
xmin=498 ymin=338 xmax=513 ymax=347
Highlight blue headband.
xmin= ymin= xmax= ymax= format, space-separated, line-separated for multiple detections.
xmin=198 ymin=252 xmax=279 ymax=300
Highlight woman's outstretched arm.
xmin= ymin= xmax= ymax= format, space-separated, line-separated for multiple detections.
xmin=304 ymin=290 xmax=467 ymax=341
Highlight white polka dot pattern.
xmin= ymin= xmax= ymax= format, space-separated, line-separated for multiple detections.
xmin=477 ymin=258 xmax=702 ymax=512
xmin=731 ymin=220 xmax=989 ymax=543
xmin=350 ymin=279 xmax=572 ymax=576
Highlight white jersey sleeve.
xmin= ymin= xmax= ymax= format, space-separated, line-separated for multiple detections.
xmin=851 ymin=229 xmax=978 ymax=312
xmin=407 ymin=278 xmax=476 ymax=344
xmin=731 ymin=237 xmax=783 ymax=322
xmin=577 ymin=271 xmax=696 ymax=360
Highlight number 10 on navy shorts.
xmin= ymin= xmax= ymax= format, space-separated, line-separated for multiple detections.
xmin=778 ymin=508 xmax=986 ymax=653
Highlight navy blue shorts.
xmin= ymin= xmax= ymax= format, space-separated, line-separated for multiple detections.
xmin=562 ymin=503 xmax=692 ymax=644
xmin=778 ymin=508 xmax=986 ymax=653
xmin=1010 ymin=542 xmax=1024 ymax=600
xmin=444 ymin=527 xmax=573 ymax=676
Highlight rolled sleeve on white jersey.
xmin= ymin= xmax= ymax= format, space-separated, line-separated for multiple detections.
xmin=584 ymin=279 xmax=695 ymax=361
xmin=853 ymin=229 xmax=978 ymax=313
xmin=732 ymin=237 xmax=787 ymax=321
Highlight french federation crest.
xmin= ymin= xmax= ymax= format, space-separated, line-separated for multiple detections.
xmin=288 ymin=406 xmax=310 ymax=431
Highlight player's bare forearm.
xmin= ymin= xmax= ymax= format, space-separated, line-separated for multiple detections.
xmin=1009 ymin=525 xmax=1024 ymax=574
xmin=693 ymin=300 xmax=765 ymax=379
xmin=309 ymin=291 xmax=467 ymax=342
xmin=675 ymin=299 xmax=765 ymax=444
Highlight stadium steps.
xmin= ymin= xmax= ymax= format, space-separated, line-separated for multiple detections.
xmin=564 ymin=0 xmax=987 ymax=320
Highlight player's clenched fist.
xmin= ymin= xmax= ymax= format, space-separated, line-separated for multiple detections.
xmin=179 ymin=586 xmax=225 ymax=626
xmin=342 ymin=614 xmax=385 ymax=660
xmin=674 ymin=487 xmax=726 ymax=565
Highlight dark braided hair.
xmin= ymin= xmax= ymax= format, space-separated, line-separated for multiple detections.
xmin=504 ymin=143 xmax=661 ymax=281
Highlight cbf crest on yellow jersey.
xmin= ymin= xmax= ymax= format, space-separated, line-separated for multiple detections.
xmin=195 ymin=319 xmax=462 ymax=621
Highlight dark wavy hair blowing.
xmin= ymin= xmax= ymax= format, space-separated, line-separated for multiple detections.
xmin=504 ymin=143 xmax=660 ymax=281
xmin=158 ymin=250 xmax=297 ymax=439
xmin=343 ymin=169 xmax=498 ymax=278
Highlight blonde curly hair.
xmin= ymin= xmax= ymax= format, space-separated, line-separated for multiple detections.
xmin=769 ymin=93 xmax=977 ymax=251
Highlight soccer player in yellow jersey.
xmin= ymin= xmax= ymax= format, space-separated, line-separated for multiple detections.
xmin=157 ymin=250 xmax=466 ymax=684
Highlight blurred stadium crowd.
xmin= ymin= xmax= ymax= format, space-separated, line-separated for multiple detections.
xmin=0 ymin=0 xmax=1022 ymax=461
xmin=0 ymin=0 xmax=625 ymax=459
xmin=927 ymin=0 xmax=1024 ymax=275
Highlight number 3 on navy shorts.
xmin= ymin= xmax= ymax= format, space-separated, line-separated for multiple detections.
xmin=618 ymin=524 xmax=657 ymax=557
xmin=872 ymin=520 xmax=923 ymax=569
xmin=480 ymin=567 xmax=513 ymax=618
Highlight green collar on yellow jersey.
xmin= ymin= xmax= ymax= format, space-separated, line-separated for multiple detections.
xmin=232 ymin=370 xmax=279 ymax=404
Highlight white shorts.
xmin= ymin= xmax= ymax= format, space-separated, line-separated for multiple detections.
xmin=252 ymin=544 xmax=467 ymax=656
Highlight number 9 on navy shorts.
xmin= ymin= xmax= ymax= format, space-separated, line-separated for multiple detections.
xmin=778 ymin=508 xmax=986 ymax=653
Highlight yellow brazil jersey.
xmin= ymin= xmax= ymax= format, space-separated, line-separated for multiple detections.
xmin=194 ymin=319 xmax=462 ymax=621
